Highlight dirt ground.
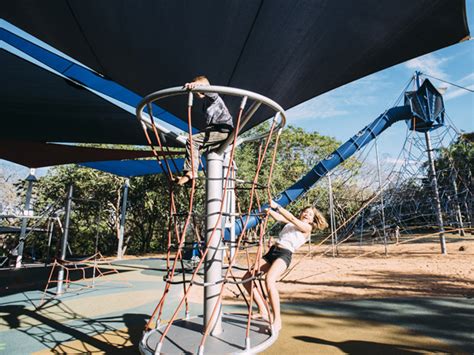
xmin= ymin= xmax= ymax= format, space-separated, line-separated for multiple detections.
xmin=221 ymin=233 xmax=474 ymax=302
xmin=125 ymin=232 xmax=474 ymax=303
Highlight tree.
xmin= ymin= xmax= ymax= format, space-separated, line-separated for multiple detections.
xmin=234 ymin=125 xmax=362 ymax=236
xmin=24 ymin=125 xmax=366 ymax=258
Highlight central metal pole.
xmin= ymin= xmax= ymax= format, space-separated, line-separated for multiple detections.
xmin=117 ymin=178 xmax=130 ymax=259
xmin=57 ymin=184 xmax=73 ymax=294
xmin=424 ymin=131 xmax=447 ymax=254
xmin=204 ymin=151 xmax=224 ymax=335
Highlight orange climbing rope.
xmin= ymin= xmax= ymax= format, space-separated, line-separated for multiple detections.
xmin=137 ymin=87 xmax=284 ymax=352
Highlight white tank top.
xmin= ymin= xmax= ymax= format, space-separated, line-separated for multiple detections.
xmin=276 ymin=223 xmax=308 ymax=253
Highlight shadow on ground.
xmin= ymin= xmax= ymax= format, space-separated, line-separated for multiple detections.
xmin=280 ymin=270 xmax=474 ymax=298
xmin=0 ymin=299 xmax=147 ymax=353
xmin=294 ymin=335 xmax=443 ymax=354
xmin=280 ymin=297 xmax=474 ymax=353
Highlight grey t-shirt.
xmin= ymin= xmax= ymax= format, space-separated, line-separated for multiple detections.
xmin=204 ymin=92 xmax=234 ymax=129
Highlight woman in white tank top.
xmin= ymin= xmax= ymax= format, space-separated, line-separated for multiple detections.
xmin=243 ymin=201 xmax=328 ymax=332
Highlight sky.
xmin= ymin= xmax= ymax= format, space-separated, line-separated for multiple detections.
xmin=1 ymin=2 xmax=473 ymax=182
xmin=287 ymin=1 xmax=474 ymax=163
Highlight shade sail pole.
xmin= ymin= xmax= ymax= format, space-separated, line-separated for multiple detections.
xmin=57 ymin=184 xmax=73 ymax=294
xmin=15 ymin=168 xmax=37 ymax=269
xmin=117 ymin=178 xmax=129 ymax=259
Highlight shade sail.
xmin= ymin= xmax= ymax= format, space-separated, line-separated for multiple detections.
xmin=0 ymin=140 xmax=182 ymax=168
xmin=1 ymin=0 xmax=469 ymax=133
xmin=0 ymin=48 xmax=184 ymax=146
xmin=80 ymin=158 xmax=198 ymax=178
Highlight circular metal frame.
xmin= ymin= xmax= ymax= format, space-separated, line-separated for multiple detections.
xmin=136 ymin=85 xmax=286 ymax=148
xmin=139 ymin=313 xmax=278 ymax=355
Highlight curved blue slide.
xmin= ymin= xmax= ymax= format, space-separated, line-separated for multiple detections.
xmin=233 ymin=77 xmax=445 ymax=236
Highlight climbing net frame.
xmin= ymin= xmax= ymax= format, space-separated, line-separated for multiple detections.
xmin=136 ymin=85 xmax=287 ymax=354
xmin=38 ymin=252 xmax=130 ymax=308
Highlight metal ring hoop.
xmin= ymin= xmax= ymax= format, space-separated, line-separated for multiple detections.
xmin=136 ymin=85 xmax=286 ymax=148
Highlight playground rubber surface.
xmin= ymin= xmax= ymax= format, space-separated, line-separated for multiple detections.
xmin=0 ymin=237 xmax=473 ymax=354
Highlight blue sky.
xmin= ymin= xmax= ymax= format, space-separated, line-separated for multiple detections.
xmin=1 ymin=3 xmax=473 ymax=181
xmin=287 ymin=1 xmax=474 ymax=161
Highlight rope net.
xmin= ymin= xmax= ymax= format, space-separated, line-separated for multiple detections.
xmin=136 ymin=86 xmax=284 ymax=351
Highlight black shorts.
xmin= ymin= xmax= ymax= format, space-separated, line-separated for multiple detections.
xmin=263 ymin=245 xmax=292 ymax=268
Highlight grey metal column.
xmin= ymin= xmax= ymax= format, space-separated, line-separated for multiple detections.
xmin=45 ymin=218 xmax=55 ymax=266
xmin=204 ymin=151 xmax=224 ymax=335
xmin=15 ymin=168 xmax=37 ymax=269
xmin=374 ymin=139 xmax=388 ymax=255
xmin=450 ymin=167 xmax=465 ymax=236
xmin=57 ymin=184 xmax=73 ymax=294
xmin=117 ymin=178 xmax=130 ymax=259
xmin=327 ymin=174 xmax=337 ymax=257
xmin=223 ymin=151 xmax=236 ymax=259
xmin=424 ymin=131 xmax=447 ymax=254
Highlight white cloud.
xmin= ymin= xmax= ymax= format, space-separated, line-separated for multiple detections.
xmin=287 ymin=72 xmax=387 ymax=121
xmin=404 ymin=53 xmax=450 ymax=79
xmin=444 ymin=84 xmax=474 ymax=100
xmin=442 ymin=72 xmax=474 ymax=100
xmin=459 ymin=72 xmax=474 ymax=83
xmin=287 ymin=94 xmax=349 ymax=120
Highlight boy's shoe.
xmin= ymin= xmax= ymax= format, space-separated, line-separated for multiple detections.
xmin=177 ymin=173 xmax=193 ymax=186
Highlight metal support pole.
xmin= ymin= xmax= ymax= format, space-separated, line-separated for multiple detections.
xmin=57 ymin=184 xmax=73 ymax=294
xmin=374 ymin=139 xmax=388 ymax=255
xmin=413 ymin=71 xmax=447 ymax=254
xmin=327 ymin=174 xmax=337 ymax=257
xmin=464 ymin=168 xmax=473 ymax=231
xmin=204 ymin=151 xmax=224 ymax=335
xmin=450 ymin=167 xmax=465 ymax=236
xmin=424 ymin=131 xmax=447 ymax=254
xmin=15 ymin=168 xmax=37 ymax=269
xmin=117 ymin=178 xmax=130 ymax=259
xmin=223 ymin=151 xmax=236 ymax=260
xmin=45 ymin=218 xmax=54 ymax=266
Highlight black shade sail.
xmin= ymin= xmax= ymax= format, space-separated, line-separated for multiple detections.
xmin=0 ymin=50 xmax=183 ymax=146
xmin=0 ymin=140 xmax=183 ymax=168
xmin=1 ymin=0 xmax=469 ymax=134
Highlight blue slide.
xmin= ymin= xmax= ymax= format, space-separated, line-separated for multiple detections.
xmin=233 ymin=77 xmax=445 ymax=236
